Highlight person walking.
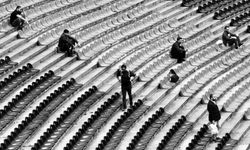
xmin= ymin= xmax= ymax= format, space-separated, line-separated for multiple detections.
xmin=207 ymin=94 xmax=221 ymax=142
xmin=116 ymin=64 xmax=136 ymax=111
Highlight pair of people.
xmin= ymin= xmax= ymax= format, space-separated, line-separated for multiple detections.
xmin=58 ymin=29 xmax=80 ymax=58
xmin=10 ymin=6 xmax=29 ymax=30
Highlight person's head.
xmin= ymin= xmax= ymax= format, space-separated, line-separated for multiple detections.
xmin=209 ymin=94 xmax=216 ymax=102
xmin=63 ymin=29 xmax=70 ymax=34
xmin=121 ymin=64 xmax=127 ymax=71
xmin=224 ymin=26 xmax=229 ymax=32
xmin=16 ymin=6 xmax=21 ymax=11
xmin=177 ymin=36 xmax=184 ymax=45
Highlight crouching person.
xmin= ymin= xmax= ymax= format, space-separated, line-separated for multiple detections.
xmin=58 ymin=29 xmax=80 ymax=58
xmin=10 ymin=6 xmax=29 ymax=30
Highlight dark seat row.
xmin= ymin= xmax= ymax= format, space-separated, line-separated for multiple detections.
xmin=0 ymin=56 xmax=18 ymax=75
xmin=63 ymin=92 xmax=120 ymax=150
xmin=127 ymin=107 xmax=165 ymax=150
xmin=197 ymin=0 xmax=232 ymax=13
xmin=32 ymin=85 xmax=99 ymax=150
xmin=0 ymin=70 xmax=55 ymax=120
xmin=156 ymin=115 xmax=186 ymax=150
xmin=186 ymin=124 xmax=209 ymax=150
xmin=215 ymin=133 xmax=231 ymax=150
xmin=96 ymin=99 xmax=143 ymax=150
xmin=0 ymin=63 xmax=39 ymax=100
xmin=0 ymin=78 xmax=77 ymax=150
xmin=214 ymin=0 xmax=250 ymax=20
xmin=230 ymin=11 xmax=250 ymax=26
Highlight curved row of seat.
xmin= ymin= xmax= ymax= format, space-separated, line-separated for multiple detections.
xmin=213 ymin=0 xmax=250 ymax=20
xmin=79 ymin=11 xmax=163 ymax=60
xmin=0 ymin=78 xmax=80 ymax=150
xmin=31 ymin=85 xmax=98 ymax=150
xmin=0 ymin=63 xmax=38 ymax=101
xmin=197 ymin=0 xmax=234 ymax=13
xmin=18 ymin=0 xmax=119 ymax=39
xmin=126 ymin=107 xmax=167 ymax=150
xmin=0 ymin=0 xmax=249 ymax=150
xmin=96 ymin=99 xmax=147 ymax=150
xmin=230 ymin=11 xmax=250 ymax=26
xmin=0 ymin=0 xmax=47 ymax=19
xmin=222 ymin=80 xmax=250 ymax=112
xmin=156 ymin=116 xmax=187 ymax=150
xmin=63 ymin=92 xmax=120 ymax=150
xmin=202 ymin=55 xmax=250 ymax=101
xmin=0 ymin=56 xmax=18 ymax=74
xmin=38 ymin=0 xmax=149 ymax=45
xmin=186 ymin=124 xmax=209 ymax=150
xmin=215 ymin=133 xmax=231 ymax=150
xmin=0 ymin=70 xmax=57 ymax=130
xmin=180 ymin=44 xmax=250 ymax=97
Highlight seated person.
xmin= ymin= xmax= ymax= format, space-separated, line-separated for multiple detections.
xmin=10 ymin=6 xmax=28 ymax=30
xmin=58 ymin=29 xmax=80 ymax=57
xmin=222 ymin=26 xmax=242 ymax=49
xmin=168 ymin=69 xmax=179 ymax=83
xmin=170 ymin=36 xmax=187 ymax=63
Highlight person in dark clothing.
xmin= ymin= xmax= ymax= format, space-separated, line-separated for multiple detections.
xmin=222 ymin=26 xmax=242 ymax=49
xmin=207 ymin=94 xmax=221 ymax=142
xmin=168 ymin=69 xmax=179 ymax=83
xmin=116 ymin=64 xmax=136 ymax=111
xmin=207 ymin=94 xmax=221 ymax=124
xmin=58 ymin=29 xmax=79 ymax=57
xmin=247 ymin=25 xmax=250 ymax=33
xmin=170 ymin=36 xmax=187 ymax=63
xmin=10 ymin=6 xmax=28 ymax=30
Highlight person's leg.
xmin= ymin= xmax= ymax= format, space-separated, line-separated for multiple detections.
xmin=127 ymin=86 xmax=133 ymax=107
xmin=121 ymin=86 xmax=127 ymax=110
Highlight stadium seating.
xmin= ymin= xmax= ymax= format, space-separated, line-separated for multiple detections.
xmin=0 ymin=0 xmax=249 ymax=150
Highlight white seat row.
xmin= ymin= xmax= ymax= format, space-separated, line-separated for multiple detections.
xmin=37 ymin=0 xmax=147 ymax=45
xmin=79 ymin=13 xmax=165 ymax=60
xmin=0 ymin=0 xmax=45 ymax=18
xmin=25 ymin=0 xmax=82 ymax=19
xmin=40 ymin=4 xmax=149 ymax=45
xmin=223 ymin=80 xmax=250 ymax=112
xmin=180 ymin=45 xmax=250 ymax=96
xmin=97 ymin=20 xmax=172 ymax=66
xmin=202 ymin=59 xmax=250 ymax=101
xmin=19 ymin=0 xmax=119 ymax=38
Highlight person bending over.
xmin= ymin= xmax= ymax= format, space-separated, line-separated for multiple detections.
xmin=10 ymin=6 xmax=28 ymax=30
xmin=58 ymin=29 xmax=80 ymax=57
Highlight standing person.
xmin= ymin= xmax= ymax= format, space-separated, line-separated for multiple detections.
xmin=170 ymin=36 xmax=187 ymax=63
xmin=222 ymin=26 xmax=242 ymax=49
xmin=58 ymin=29 xmax=79 ymax=57
xmin=116 ymin=64 xmax=136 ymax=111
xmin=10 ymin=6 xmax=29 ymax=30
xmin=207 ymin=94 xmax=221 ymax=142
